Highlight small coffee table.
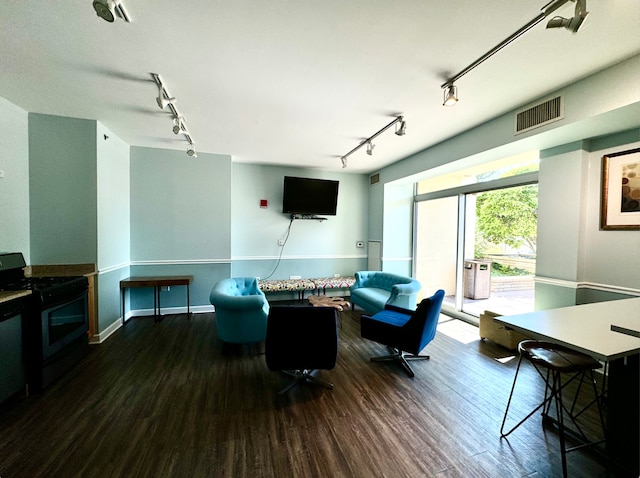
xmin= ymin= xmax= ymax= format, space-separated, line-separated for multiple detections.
xmin=308 ymin=295 xmax=350 ymax=311
xmin=308 ymin=295 xmax=350 ymax=327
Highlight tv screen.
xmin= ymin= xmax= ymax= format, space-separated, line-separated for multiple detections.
xmin=282 ymin=176 xmax=339 ymax=216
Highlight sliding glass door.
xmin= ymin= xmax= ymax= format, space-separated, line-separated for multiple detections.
xmin=414 ymin=157 xmax=539 ymax=321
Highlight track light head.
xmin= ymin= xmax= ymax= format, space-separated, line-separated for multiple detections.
xmin=172 ymin=116 xmax=188 ymax=135
xmin=546 ymin=0 xmax=588 ymax=33
xmin=443 ymin=84 xmax=458 ymax=107
xmin=187 ymin=144 xmax=197 ymax=157
xmin=366 ymin=141 xmax=375 ymax=156
xmin=93 ymin=0 xmax=116 ymax=22
xmin=156 ymin=88 xmax=175 ymax=110
xmin=395 ymin=119 xmax=407 ymax=136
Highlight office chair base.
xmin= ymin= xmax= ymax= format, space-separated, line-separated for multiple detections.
xmin=370 ymin=347 xmax=430 ymax=378
xmin=278 ymin=369 xmax=334 ymax=395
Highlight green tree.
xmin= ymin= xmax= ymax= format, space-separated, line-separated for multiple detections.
xmin=475 ymin=183 xmax=538 ymax=253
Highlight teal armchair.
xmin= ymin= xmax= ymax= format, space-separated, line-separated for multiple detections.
xmin=209 ymin=277 xmax=269 ymax=344
xmin=350 ymin=271 xmax=421 ymax=315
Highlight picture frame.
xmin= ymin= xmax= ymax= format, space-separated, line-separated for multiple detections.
xmin=601 ymin=147 xmax=640 ymax=230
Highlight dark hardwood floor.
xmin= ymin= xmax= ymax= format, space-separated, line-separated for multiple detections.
xmin=0 ymin=306 xmax=625 ymax=477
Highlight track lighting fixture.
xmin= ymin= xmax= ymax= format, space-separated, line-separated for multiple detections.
xmin=156 ymin=84 xmax=175 ymax=110
xmin=443 ymin=84 xmax=458 ymax=107
xmin=366 ymin=141 xmax=375 ymax=156
xmin=546 ymin=0 xmax=588 ymax=33
xmin=173 ymin=116 xmax=189 ymax=135
xmin=440 ymin=0 xmax=587 ymax=106
xmin=151 ymin=73 xmax=197 ymax=156
xmin=92 ymin=0 xmax=131 ymax=23
xmin=339 ymin=116 xmax=405 ymax=168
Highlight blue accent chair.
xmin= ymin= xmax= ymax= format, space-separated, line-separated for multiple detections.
xmin=360 ymin=289 xmax=445 ymax=377
xmin=350 ymin=271 xmax=422 ymax=315
xmin=209 ymin=277 xmax=269 ymax=344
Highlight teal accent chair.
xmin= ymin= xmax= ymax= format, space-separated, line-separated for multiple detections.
xmin=209 ymin=277 xmax=269 ymax=344
xmin=350 ymin=271 xmax=421 ymax=315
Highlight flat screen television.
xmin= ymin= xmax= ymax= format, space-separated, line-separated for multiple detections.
xmin=282 ymin=176 xmax=339 ymax=216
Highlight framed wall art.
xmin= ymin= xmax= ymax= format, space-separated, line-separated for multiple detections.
xmin=601 ymin=147 xmax=640 ymax=230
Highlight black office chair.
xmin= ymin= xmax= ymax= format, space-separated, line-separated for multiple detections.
xmin=265 ymin=306 xmax=338 ymax=394
xmin=360 ymin=289 xmax=445 ymax=378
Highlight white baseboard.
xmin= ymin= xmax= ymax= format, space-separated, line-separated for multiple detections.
xmin=89 ymin=318 xmax=123 ymax=344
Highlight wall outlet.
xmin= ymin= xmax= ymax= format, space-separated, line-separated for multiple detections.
xmin=334 ymin=274 xmax=340 ymax=278
xmin=290 ymin=275 xmax=301 ymax=279
xmin=278 ymin=239 xmax=285 ymax=246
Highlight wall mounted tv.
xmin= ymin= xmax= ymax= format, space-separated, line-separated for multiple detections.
xmin=282 ymin=176 xmax=339 ymax=216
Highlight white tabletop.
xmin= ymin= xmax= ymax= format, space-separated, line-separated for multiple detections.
xmin=494 ymin=297 xmax=640 ymax=362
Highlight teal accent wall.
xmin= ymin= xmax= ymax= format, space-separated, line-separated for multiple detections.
xmin=97 ymin=266 xmax=130 ymax=331
xmin=28 ymin=113 xmax=98 ymax=264
xmin=0 ymin=97 xmax=30 ymax=260
xmin=231 ymin=164 xmax=368 ymax=280
xmin=128 ymin=147 xmax=232 ymax=310
xmin=97 ymin=123 xmax=130 ymax=271
xmin=130 ymin=147 xmax=231 ymax=262
xmin=96 ymin=122 xmax=130 ymax=333
xmin=232 ymin=258 xmax=365 ymax=282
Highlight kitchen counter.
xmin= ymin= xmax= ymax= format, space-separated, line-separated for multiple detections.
xmin=0 ymin=290 xmax=32 ymax=304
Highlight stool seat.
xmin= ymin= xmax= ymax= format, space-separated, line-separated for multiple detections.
xmin=518 ymin=340 xmax=602 ymax=373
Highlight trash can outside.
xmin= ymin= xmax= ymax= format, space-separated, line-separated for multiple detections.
xmin=463 ymin=260 xmax=492 ymax=299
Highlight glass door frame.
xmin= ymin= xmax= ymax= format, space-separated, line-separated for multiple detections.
xmin=413 ymin=172 xmax=538 ymax=321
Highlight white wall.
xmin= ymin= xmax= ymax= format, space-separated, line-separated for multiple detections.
xmin=0 ymin=97 xmax=30 ymax=259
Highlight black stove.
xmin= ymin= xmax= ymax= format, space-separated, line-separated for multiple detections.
xmin=0 ymin=252 xmax=90 ymax=391
xmin=0 ymin=253 xmax=88 ymax=306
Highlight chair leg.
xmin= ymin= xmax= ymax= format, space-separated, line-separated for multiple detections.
xmin=370 ymin=348 xmax=430 ymax=378
xmin=501 ymin=355 xmax=555 ymax=438
xmin=278 ymin=369 xmax=333 ymax=394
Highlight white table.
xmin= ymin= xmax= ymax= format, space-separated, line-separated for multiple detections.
xmin=495 ymin=297 xmax=640 ymax=475
xmin=494 ymin=297 xmax=640 ymax=362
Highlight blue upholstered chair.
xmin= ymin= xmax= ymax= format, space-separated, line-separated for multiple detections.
xmin=350 ymin=271 xmax=422 ymax=315
xmin=360 ymin=289 xmax=445 ymax=377
xmin=209 ymin=277 xmax=269 ymax=344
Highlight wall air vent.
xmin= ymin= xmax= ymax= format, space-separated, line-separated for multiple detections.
xmin=370 ymin=173 xmax=380 ymax=186
xmin=515 ymin=95 xmax=564 ymax=135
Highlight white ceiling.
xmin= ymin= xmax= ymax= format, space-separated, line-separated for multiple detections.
xmin=1 ymin=1 xmax=639 ymax=174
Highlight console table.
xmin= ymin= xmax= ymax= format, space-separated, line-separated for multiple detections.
xmin=121 ymin=276 xmax=193 ymax=323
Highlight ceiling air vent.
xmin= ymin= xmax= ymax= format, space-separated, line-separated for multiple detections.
xmin=515 ymin=95 xmax=564 ymax=135
xmin=370 ymin=173 xmax=380 ymax=186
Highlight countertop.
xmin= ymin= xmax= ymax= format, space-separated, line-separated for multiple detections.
xmin=0 ymin=290 xmax=32 ymax=304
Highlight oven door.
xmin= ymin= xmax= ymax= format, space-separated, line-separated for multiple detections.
xmin=40 ymin=290 xmax=88 ymax=359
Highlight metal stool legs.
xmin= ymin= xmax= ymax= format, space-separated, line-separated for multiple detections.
xmin=501 ymin=342 xmax=606 ymax=478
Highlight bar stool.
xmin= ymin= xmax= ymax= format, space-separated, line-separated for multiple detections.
xmin=500 ymin=340 xmax=606 ymax=477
